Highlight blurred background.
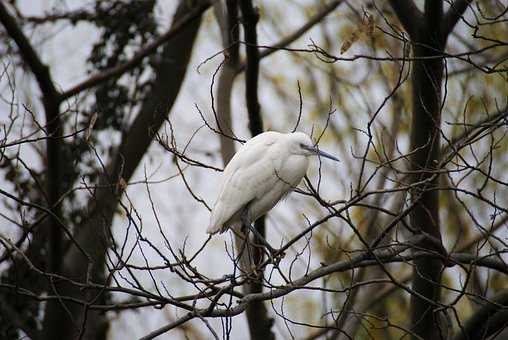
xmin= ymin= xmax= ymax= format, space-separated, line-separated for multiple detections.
xmin=0 ymin=0 xmax=507 ymax=339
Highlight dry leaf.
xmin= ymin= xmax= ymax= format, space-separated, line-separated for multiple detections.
xmin=340 ymin=30 xmax=359 ymax=54
xmin=118 ymin=177 xmax=127 ymax=191
xmin=364 ymin=14 xmax=375 ymax=36
xmin=340 ymin=14 xmax=375 ymax=54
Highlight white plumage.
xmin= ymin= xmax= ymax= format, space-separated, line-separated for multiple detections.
xmin=207 ymin=131 xmax=339 ymax=276
xmin=208 ymin=131 xmax=339 ymax=234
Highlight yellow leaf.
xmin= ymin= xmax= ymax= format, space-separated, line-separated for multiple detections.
xmin=364 ymin=14 xmax=375 ymax=36
xmin=85 ymin=113 xmax=97 ymax=142
xmin=340 ymin=14 xmax=375 ymax=54
xmin=340 ymin=30 xmax=359 ymax=54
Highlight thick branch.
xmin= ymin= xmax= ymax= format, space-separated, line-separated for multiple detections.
xmin=452 ymin=289 xmax=508 ymax=340
xmin=141 ymin=248 xmax=508 ymax=338
xmin=389 ymin=1 xmax=447 ymax=339
xmin=234 ymin=0 xmax=347 ymax=77
xmin=0 ymin=1 xmax=63 ymax=275
xmin=387 ymin=0 xmax=424 ymax=38
xmin=425 ymin=0 xmax=444 ymax=45
xmin=0 ymin=3 xmax=59 ymax=101
xmin=139 ymin=313 xmax=194 ymax=340
xmin=442 ymin=0 xmax=473 ymax=38
xmin=238 ymin=2 xmax=274 ymax=340
xmin=42 ymin=1 xmax=206 ymax=339
xmin=425 ymin=0 xmax=444 ymax=26
xmin=59 ymin=1 xmax=210 ymax=101
xmin=240 ymin=0 xmax=263 ymax=136
xmin=214 ymin=0 xmax=239 ymax=164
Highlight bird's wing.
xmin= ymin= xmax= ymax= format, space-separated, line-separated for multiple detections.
xmin=207 ymin=132 xmax=281 ymax=234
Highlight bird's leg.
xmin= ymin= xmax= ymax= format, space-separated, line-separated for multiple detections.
xmin=234 ymin=230 xmax=258 ymax=279
xmin=237 ymin=211 xmax=260 ymax=280
xmin=241 ymin=209 xmax=282 ymax=263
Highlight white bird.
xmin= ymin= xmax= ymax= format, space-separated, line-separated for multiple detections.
xmin=207 ymin=131 xmax=339 ymax=271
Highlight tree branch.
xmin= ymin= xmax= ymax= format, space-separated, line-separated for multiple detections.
xmin=213 ymin=0 xmax=239 ymax=164
xmin=238 ymin=2 xmax=275 ymax=340
xmin=442 ymin=0 xmax=473 ymax=38
xmin=0 ymin=3 xmax=59 ymax=102
xmin=42 ymin=1 xmax=206 ymax=339
xmin=241 ymin=0 xmax=346 ymax=71
xmin=140 ymin=247 xmax=508 ymax=339
xmin=240 ymin=0 xmax=263 ymax=136
xmin=0 ymin=1 xmax=63 ymax=275
xmin=442 ymin=105 xmax=508 ymax=159
xmin=452 ymin=289 xmax=508 ymax=340
xmin=425 ymin=0 xmax=444 ymax=45
xmin=139 ymin=313 xmax=194 ymax=340
xmin=59 ymin=1 xmax=210 ymax=101
xmin=387 ymin=0 xmax=424 ymax=38
xmin=390 ymin=1 xmax=447 ymax=339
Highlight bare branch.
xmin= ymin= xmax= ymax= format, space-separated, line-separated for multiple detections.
xmin=442 ymin=0 xmax=473 ymax=38
xmin=452 ymin=289 xmax=508 ymax=340
xmin=59 ymin=1 xmax=210 ymax=101
xmin=139 ymin=313 xmax=194 ymax=340
xmin=247 ymin=0 xmax=345 ymax=67
xmin=387 ymin=0 xmax=423 ymax=38
xmin=240 ymin=0 xmax=263 ymax=137
xmin=0 ymin=1 xmax=63 ymax=275
xmin=0 ymin=3 xmax=59 ymax=101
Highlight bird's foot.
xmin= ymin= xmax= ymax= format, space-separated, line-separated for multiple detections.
xmin=238 ymin=265 xmax=261 ymax=284
xmin=266 ymin=247 xmax=285 ymax=266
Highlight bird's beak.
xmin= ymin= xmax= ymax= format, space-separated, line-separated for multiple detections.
xmin=315 ymin=148 xmax=340 ymax=162
xmin=303 ymin=145 xmax=340 ymax=162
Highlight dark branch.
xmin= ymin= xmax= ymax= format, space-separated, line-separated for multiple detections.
xmin=425 ymin=0 xmax=444 ymax=24
xmin=0 ymin=1 xmax=63 ymax=275
xmin=139 ymin=313 xmax=194 ymax=340
xmin=452 ymin=289 xmax=508 ymax=340
xmin=256 ymin=0 xmax=345 ymax=65
xmin=42 ymin=1 xmax=207 ymax=339
xmin=59 ymin=1 xmax=210 ymax=101
xmin=442 ymin=0 xmax=473 ymax=38
xmin=387 ymin=0 xmax=424 ymax=38
xmin=239 ymin=2 xmax=273 ymax=340
xmin=234 ymin=0 xmax=346 ymax=75
xmin=425 ymin=0 xmax=444 ymax=44
xmin=240 ymin=0 xmax=263 ymax=136
xmin=0 ymin=2 xmax=59 ymax=101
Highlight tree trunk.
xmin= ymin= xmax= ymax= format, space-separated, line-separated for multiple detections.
xmin=41 ymin=1 xmax=205 ymax=339
xmin=408 ymin=4 xmax=446 ymax=339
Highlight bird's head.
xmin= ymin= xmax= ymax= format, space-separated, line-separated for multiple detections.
xmin=288 ymin=132 xmax=340 ymax=162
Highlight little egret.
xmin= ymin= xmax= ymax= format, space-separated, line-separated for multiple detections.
xmin=207 ymin=131 xmax=339 ymax=272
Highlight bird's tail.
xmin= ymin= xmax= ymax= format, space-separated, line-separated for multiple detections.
xmin=206 ymin=223 xmax=221 ymax=235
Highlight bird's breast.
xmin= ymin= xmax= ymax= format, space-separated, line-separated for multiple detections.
xmin=276 ymin=155 xmax=309 ymax=186
xmin=246 ymin=155 xmax=308 ymax=222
